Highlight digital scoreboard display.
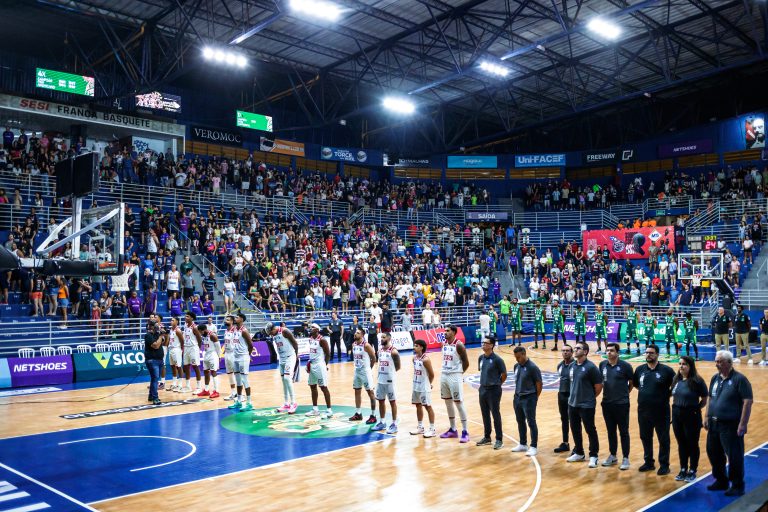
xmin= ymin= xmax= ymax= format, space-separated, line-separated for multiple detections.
xmin=703 ymin=235 xmax=718 ymax=251
xmin=236 ymin=110 xmax=272 ymax=132
xmin=36 ymin=68 xmax=95 ymax=97
xmin=135 ymin=91 xmax=181 ymax=113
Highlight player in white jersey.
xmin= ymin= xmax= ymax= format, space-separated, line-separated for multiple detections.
xmin=182 ymin=312 xmax=203 ymax=393
xmin=167 ymin=316 xmax=184 ymax=392
xmin=265 ymin=322 xmax=299 ymax=414
xmin=198 ymin=323 xmax=222 ymax=398
xmin=349 ymin=327 xmax=377 ymax=424
xmin=305 ymin=323 xmax=333 ymax=418
xmin=371 ymin=333 xmax=401 ymax=434
xmin=227 ymin=313 xmax=254 ymax=412
xmin=221 ymin=315 xmax=239 ymax=400
xmin=439 ymin=325 xmax=470 ymax=443
xmin=410 ymin=339 xmax=436 ymax=438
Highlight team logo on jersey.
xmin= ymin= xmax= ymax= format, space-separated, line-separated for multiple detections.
xmin=221 ymin=406 xmax=381 ymax=439
xmin=465 ymin=372 xmax=560 ymax=392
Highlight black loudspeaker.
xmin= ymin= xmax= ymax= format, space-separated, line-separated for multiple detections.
xmin=42 ymin=259 xmax=96 ymax=277
xmin=55 ymin=158 xmax=73 ymax=199
xmin=72 ymin=152 xmax=100 ymax=197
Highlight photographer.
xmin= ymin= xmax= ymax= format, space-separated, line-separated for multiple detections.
xmin=145 ymin=319 xmax=166 ymax=405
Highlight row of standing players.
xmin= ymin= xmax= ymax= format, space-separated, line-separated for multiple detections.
xmin=143 ymin=312 xmax=752 ymax=497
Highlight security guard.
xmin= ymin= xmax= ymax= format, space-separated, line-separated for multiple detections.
xmin=733 ymin=305 xmax=752 ymax=363
xmin=712 ymin=307 xmax=731 ymax=351
xmin=328 ymin=311 xmax=344 ymax=361
xmin=633 ymin=344 xmax=675 ymax=475
xmin=705 ymin=350 xmax=753 ymax=496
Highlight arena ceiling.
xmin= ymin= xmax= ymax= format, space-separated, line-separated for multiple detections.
xmin=4 ymin=0 xmax=768 ymax=154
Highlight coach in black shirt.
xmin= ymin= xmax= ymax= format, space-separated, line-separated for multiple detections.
xmin=554 ymin=345 xmax=574 ymax=454
xmin=567 ymin=341 xmax=603 ymax=466
xmin=599 ymin=342 xmax=634 ymax=469
xmin=633 ymin=344 xmax=675 ymax=475
xmin=705 ymin=350 xmax=753 ymax=496
xmin=511 ymin=347 xmax=542 ymax=456
xmin=476 ymin=336 xmax=507 ymax=450
xmin=712 ymin=307 xmax=731 ymax=351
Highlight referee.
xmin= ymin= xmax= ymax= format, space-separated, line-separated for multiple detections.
xmin=633 ymin=344 xmax=675 ymax=475
xmin=510 ymin=346 xmax=542 ymax=456
xmin=475 ymin=336 xmax=507 ymax=450
xmin=599 ymin=342 xmax=634 ymax=470
xmin=328 ymin=311 xmax=344 ymax=362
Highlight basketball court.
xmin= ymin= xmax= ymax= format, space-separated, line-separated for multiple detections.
xmin=2 ymin=339 xmax=767 ymax=512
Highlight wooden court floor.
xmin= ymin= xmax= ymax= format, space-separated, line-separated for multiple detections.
xmin=3 ymin=342 xmax=768 ymax=512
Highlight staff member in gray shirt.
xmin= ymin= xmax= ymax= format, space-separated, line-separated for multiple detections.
xmin=705 ymin=350 xmax=753 ymax=496
xmin=554 ymin=345 xmax=574 ymax=454
xmin=475 ymin=336 xmax=507 ymax=450
xmin=566 ymin=341 xmax=603 ymax=468
xmin=510 ymin=346 xmax=542 ymax=456
xmin=599 ymin=342 xmax=634 ymax=470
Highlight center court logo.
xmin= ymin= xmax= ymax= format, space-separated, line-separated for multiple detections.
xmin=221 ymin=406 xmax=379 ymax=439
xmin=465 ymin=372 xmax=561 ymax=392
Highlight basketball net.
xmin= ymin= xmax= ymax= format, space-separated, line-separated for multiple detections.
xmin=111 ymin=264 xmax=135 ymax=292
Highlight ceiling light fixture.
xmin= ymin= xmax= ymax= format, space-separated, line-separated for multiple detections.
xmin=382 ymin=96 xmax=416 ymax=115
xmin=586 ymin=18 xmax=622 ymax=40
xmin=479 ymin=60 xmax=510 ymax=77
xmin=289 ymin=0 xmax=342 ymax=22
xmin=202 ymin=46 xmax=249 ymax=67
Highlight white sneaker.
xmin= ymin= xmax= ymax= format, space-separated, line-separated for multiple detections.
xmin=566 ymin=453 xmax=586 ymax=462
xmin=181 ymin=386 xmax=192 ymax=393
xmin=511 ymin=444 xmax=529 ymax=453
xmin=734 ymin=358 xmax=741 ymax=364
xmin=620 ymin=458 xmax=630 ymax=470
xmin=410 ymin=426 xmax=425 ymax=435
xmin=423 ymin=428 xmax=437 ymax=438
xmin=223 ymin=392 xmax=236 ymax=401
xmin=525 ymin=447 xmax=538 ymax=457
xmin=173 ymin=386 xmax=181 ymax=393
xmin=602 ymin=455 xmax=618 ymax=466
xmin=589 ymin=457 xmax=598 ymax=468
xmin=747 ymin=358 xmax=754 ymax=365
xmin=192 ymin=388 xmax=202 ymax=395
xmin=305 ymin=409 xmax=321 ymax=417
xmin=760 ymin=360 xmax=768 ymax=366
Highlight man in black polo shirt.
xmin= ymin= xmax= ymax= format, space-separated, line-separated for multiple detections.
xmin=599 ymin=342 xmax=634 ymax=470
xmin=554 ymin=344 xmax=574 ymax=454
xmin=712 ymin=307 xmax=731 ymax=351
xmin=759 ymin=309 xmax=768 ymax=366
xmin=510 ymin=347 xmax=542 ymax=457
xmin=566 ymin=341 xmax=603 ymax=468
xmin=476 ymin=336 xmax=507 ymax=450
xmin=381 ymin=303 xmax=393 ymax=333
xmin=328 ymin=311 xmax=344 ymax=361
xmin=733 ymin=305 xmax=753 ymax=363
xmin=705 ymin=350 xmax=753 ymax=496
xmin=633 ymin=344 xmax=675 ymax=475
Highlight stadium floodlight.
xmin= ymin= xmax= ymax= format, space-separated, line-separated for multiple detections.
xmin=478 ymin=60 xmax=510 ymax=78
xmin=290 ymin=0 xmax=342 ymax=21
xmin=202 ymin=46 xmax=249 ymax=67
xmin=587 ymin=18 xmax=622 ymax=40
xmin=382 ymin=96 xmax=416 ymax=115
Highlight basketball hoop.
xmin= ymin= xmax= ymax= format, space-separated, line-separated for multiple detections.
xmin=110 ymin=264 xmax=135 ymax=292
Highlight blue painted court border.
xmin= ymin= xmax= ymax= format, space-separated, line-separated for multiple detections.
xmin=0 ymin=407 xmax=387 ymax=505
xmin=640 ymin=442 xmax=768 ymax=511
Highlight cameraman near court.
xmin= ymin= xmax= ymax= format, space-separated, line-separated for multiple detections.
xmin=145 ymin=317 xmax=166 ymax=404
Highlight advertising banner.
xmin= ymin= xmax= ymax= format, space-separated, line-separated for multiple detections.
xmin=466 ymin=211 xmax=509 ymax=221
xmin=395 ymin=157 xmax=430 ymax=167
xmin=135 ymin=91 xmax=181 ymax=113
xmin=618 ymin=322 xmax=686 ymax=343
xmin=378 ymin=331 xmax=414 ymax=351
xmin=0 ymin=358 xmax=10 ymax=388
xmin=190 ymin=125 xmax=242 ymax=146
xmin=74 ymin=350 xmax=149 ymax=382
xmin=583 ymin=226 xmax=675 ymax=259
xmin=250 ymin=341 xmax=272 ymax=365
xmin=412 ymin=327 xmax=466 ymax=351
xmin=296 ymin=337 xmax=311 ymax=359
xmin=515 ymin=154 xmax=565 ymax=167
xmin=8 ymin=355 xmax=73 ymax=387
xmin=562 ymin=321 xmax=619 ymax=341
xmin=447 ymin=155 xmax=498 ymax=168
xmin=0 ymin=93 xmax=185 ymax=137
xmin=620 ymin=148 xmax=637 ymax=162
xmin=657 ymin=139 xmax=713 ymax=158
xmin=583 ymin=149 xmax=618 ymax=165
xmin=260 ymin=137 xmax=305 ymax=157
xmin=744 ymin=115 xmax=765 ymax=149
xmin=320 ymin=146 xmax=370 ymax=164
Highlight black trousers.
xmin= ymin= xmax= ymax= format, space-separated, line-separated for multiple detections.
xmin=638 ymin=405 xmax=671 ymax=467
xmin=672 ymin=406 xmax=703 ymax=471
xmin=329 ymin=334 xmax=342 ymax=360
xmin=706 ymin=419 xmax=745 ymax=489
xmin=513 ymin=394 xmax=538 ymax=447
xmin=602 ymin=402 xmax=631 ymax=458
xmin=569 ymin=405 xmax=599 ymax=457
xmin=479 ymin=386 xmax=503 ymax=441
xmin=557 ymin=392 xmax=570 ymax=444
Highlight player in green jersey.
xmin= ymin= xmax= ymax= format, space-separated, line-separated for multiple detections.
xmin=510 ymin=298 xmax=523 ymax=346
xmin=550 ymin=300 xmax=566 ymax=351
xmin=664 ymin=309 xmax=680 ymax=356
xmin=682 ymin=311 xmax=699 ymax=360
xmin=642 ymin=310 xmax=657 ymax=348
xmin=532 ymin=302 xmax=547 ymax=349
xmin=573 ymin=303 xmax=587 ymax=344
xmin=625 ymin=304 xmax=640 ymax=354
xmin=594 ymin=305 xmax=608 ymax=353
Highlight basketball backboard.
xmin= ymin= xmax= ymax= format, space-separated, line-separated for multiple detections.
xmin=677 ymin=252 xmax=723 ymax=280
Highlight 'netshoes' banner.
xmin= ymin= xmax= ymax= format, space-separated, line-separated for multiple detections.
xmin=8 ymin=355 xmax=73 ymax=387
xmin=583 ymin=226 xmax=675 ymax=259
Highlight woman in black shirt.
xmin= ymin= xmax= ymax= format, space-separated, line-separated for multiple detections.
xmin=671 ymin=356 xmax=708 ymax=482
